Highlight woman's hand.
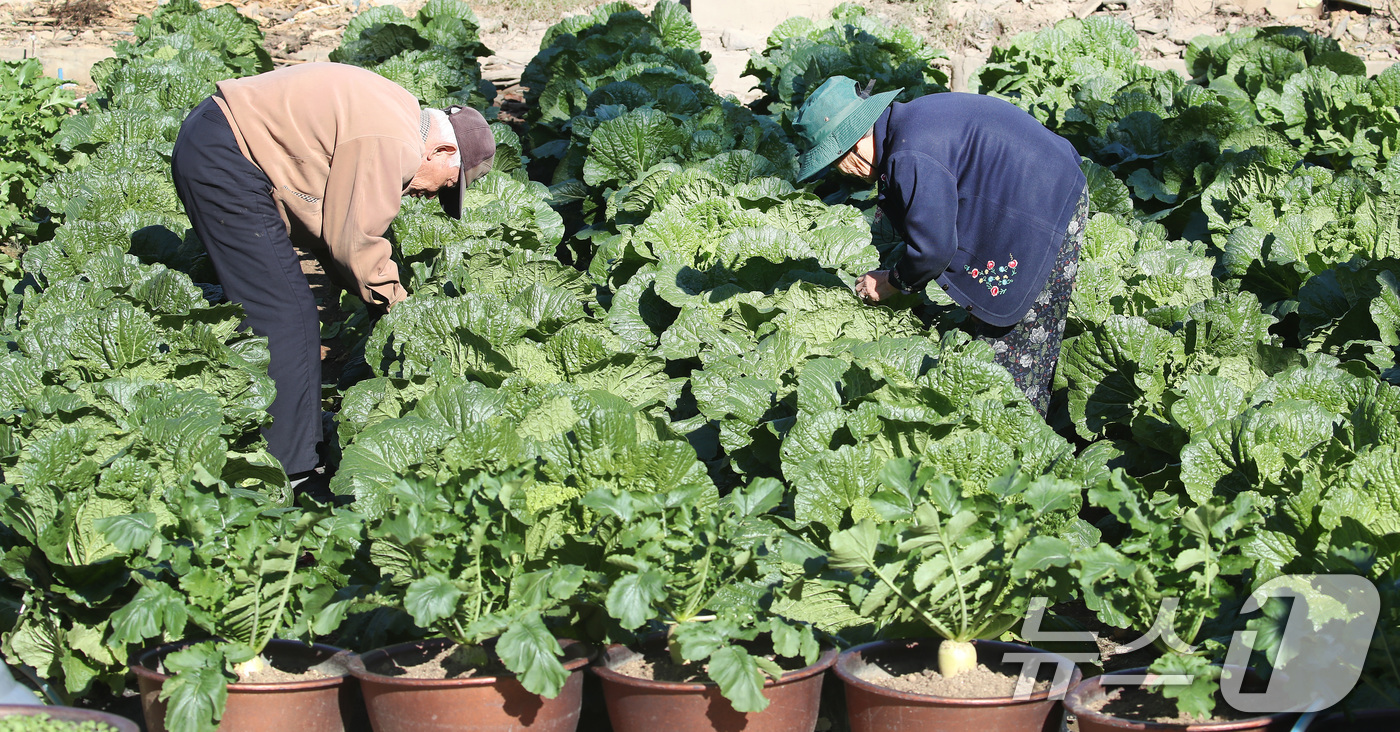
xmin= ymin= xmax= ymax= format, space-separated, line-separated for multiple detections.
xmin=856 ymin=270 xmax=900 ymax=303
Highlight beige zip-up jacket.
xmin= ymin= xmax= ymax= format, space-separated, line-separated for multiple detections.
xmin=212 ymin=63 xmax=418 ymax=310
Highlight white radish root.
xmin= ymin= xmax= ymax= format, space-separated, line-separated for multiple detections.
xmin=666 ymin=623 xmax=685 ymax=666
xmin=666 ymin=615 xmax=717 ymax=666
xmin=445 ymin=644 xmax=488 ymax=671
xmin=232 ymin=655 xmax=268 ymax=682
xmin=938 ymin=640 xmax=977 ymax=678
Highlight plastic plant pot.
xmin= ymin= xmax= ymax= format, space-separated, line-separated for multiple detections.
xmin=131 ymin=639 xmax=367 ymax=732
xmin=348 ymin=637 xmax=591 ymax=732
xmin=835 ymin=638 xmax=1082 ymax=732
xmin=1064 ymin=667 xmax=1301 ymax=731
xmin=591 ymin=635 xmax=838 ymax=732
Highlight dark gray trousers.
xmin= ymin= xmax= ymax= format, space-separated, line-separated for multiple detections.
xmin=171 ymin=97 xmax=321 ymax=474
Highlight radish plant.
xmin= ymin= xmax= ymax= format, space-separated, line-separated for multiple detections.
xmin=363 ymin=471 xmax=587 ymax=698
xmin=103 ymin=479 xmax=363 ymax=732
xmin=1075 ymin=471 xmax=1261 ymax=719
xmin=583 ymin=479 xmax=821 ymax=713
xmin=824 ymin=459 xmax=1082 ymax=678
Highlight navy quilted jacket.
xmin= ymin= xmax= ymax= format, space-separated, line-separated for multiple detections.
xmin=874 ymin=93 xmax=1086 ymax=327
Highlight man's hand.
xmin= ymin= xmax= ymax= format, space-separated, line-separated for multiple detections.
xmin=856 ymin=270 xmax=900 ymax=303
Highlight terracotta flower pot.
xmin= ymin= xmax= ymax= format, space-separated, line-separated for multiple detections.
xmin=131 ymin=639 xmax=368 ymax=732
xmin=834 ymin=638 xmax=1081 ymax=732
xmin=347 ymin=637 xmax=591 ymax=732
xmin=1064 ymin=667 xmax=1300 ymax=731
xmin=1307 ymin=709 xmax=1400 ymax=731
xmin=0 ymin=704 xmax=140 ymax=732
xmin=591 ymin=636 xmax=838 ymax=732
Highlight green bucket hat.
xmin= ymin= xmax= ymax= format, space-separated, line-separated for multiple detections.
xmin=793 ymin=76 xmax=901 ymax=182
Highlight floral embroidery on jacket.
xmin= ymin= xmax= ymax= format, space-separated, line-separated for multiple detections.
xmin=968 ymin=189 xmax=1088 ymax=417
xmin=965 ymin=256 xmax=1018 ymax=296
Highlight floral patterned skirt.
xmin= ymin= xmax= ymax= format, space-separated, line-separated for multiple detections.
xmin=970 ymin=188 xmax=1089 ymax=416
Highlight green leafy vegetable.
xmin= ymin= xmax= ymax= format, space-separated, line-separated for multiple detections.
xmin=330 ymin=0 xmax=494 ymax=108
xmin=1075 ymin=472 xmax=1260 ymax=719
xmin=824 ymin=459 xmax=1082 ymax=676
xmin=583 ymin=479 xmax=820 ymax=712
xmin=747 ymin=3 xmax=948 ymax=127
xmin=0 ymin=60 xmax=74 ymax=243
xmin=0 ymin=713 xmax=118 ymax=732
xmin=362 ymin=471 xmax=583 ymax=698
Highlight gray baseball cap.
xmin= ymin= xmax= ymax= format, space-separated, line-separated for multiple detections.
xmin=439 ymin=105 xmax=496 ymax=219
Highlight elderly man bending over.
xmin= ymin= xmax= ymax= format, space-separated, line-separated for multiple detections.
xmin=171 ymin=62 xmax=496 ymax=484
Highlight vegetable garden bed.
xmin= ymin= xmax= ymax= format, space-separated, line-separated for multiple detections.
xmin=1 ymin=1 xmax=1397 ymax=731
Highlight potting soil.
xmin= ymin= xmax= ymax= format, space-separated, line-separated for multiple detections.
xmin=370 ymin=645 xmax=511 ymax=680
xmin=237 ymin=664 xmax=335 ymax=684
xmin=613 ymin=650 xmax=806 ymax=684
xmin=857 ymin=662 xmax=1052 ymax=698
xmin=613 ymin=654 xmax=710 ymax=683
